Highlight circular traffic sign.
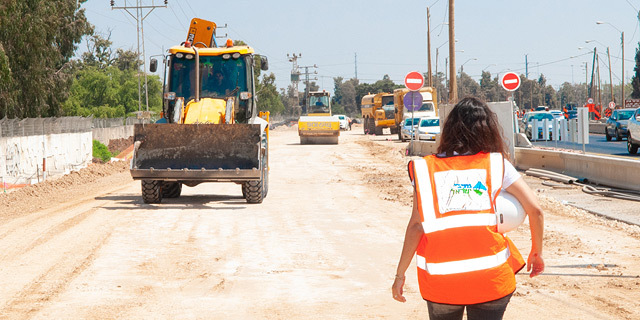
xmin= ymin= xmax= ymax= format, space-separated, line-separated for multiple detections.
xmin=608 ymin=101 xmax=616 ymax=109
xmin=501 ymin=72 xmax=520 ymax=91
xmin=404 ymin=71 xmax=424 ymax=91
xmin=587 ymin=97 xmax=594 ymax=105
xmin=403 ymin=91 xmax=423 ymax=112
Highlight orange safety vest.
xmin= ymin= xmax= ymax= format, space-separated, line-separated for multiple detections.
xmin=408 ymin=152 xmax=525 ymax=305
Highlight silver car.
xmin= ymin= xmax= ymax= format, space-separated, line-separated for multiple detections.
xmin=626 ymin=108 xmax=640 ymax=154
xmin=399 ymin=117 xmax=420 ymax=142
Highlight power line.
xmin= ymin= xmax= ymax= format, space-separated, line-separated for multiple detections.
xmin=111 ymin=0 xmax=167 ymax=112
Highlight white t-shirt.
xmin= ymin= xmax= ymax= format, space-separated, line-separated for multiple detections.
xmin=503 ymin=159 xmax=521 ymax=189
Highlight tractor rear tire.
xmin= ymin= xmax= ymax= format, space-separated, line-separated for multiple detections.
xmin=162 ymin=182 xmax=182 ymax=198
xmin=141 ymin=180 xmax=162 ymax=204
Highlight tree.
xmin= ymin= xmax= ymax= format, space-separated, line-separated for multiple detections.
xmin=0 ymin=0 xmax=93 ymax=118
xmin=333 ymin=77 xmax=357 ymax=115
xmin=630 ymin=44 xmax=640 ymax=99
xmin=256 ymin=73 xmax=284 ymax=114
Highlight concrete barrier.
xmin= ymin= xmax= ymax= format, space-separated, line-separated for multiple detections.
xmin=589 ymin=122 xmax=606 ymax=134
xmin=410 ymin=140 xmax=640 ymax=192
xmin=92 ymin=125 xmax=134 ymax=145
xmin=1 ymin=132 xmax=92 ymax=185
xmin=514 ymin=148 xmax=640 ymax=191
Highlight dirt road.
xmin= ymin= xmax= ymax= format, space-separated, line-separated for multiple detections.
xmin=1 ymin=126 xmax=639 ymax=319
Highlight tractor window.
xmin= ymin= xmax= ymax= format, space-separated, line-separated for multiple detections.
xmin=200 ymin=55 xmax=248 ymax=98
xmin=381 ymin=96 xmax=394 ymax=106
xmin=168 ymin=54 xmax=248 ymax=101
xmin=309 ymin=95 xmax=330 ymax=113
xmin=169 ymin=57 xmax=196 ymax=101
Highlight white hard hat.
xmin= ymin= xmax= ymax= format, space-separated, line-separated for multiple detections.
xmin=495 ymin=191 xmax=527 ymax=233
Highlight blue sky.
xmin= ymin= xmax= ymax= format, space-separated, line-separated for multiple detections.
xmin=80 ymin=0 xmax=640 ymax=94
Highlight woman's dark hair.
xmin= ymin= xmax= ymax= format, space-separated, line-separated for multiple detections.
xmin=437 ymin=96 xmax=508 ymax=158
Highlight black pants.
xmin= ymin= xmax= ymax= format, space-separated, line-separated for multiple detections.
xmin=426 ymin=293 xmax=513 ymax=320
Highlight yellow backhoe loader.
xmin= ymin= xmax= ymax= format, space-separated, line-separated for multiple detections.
xmin=130 ymin=18 xmax=270 ymax=204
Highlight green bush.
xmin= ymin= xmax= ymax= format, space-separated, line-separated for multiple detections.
xmin=92 ymin=140 xmax=113 ymax=163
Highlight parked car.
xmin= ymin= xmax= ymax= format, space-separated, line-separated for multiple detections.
xmin=417 ymin=117 xmax=440 ymax=141
xmin=605 ymin=108 xmax=635 ymax=141
xmin=335 ymin=115 xmax=349 ymax=130
xmin=549 ymin=110 xmax=564 ymax=120
xmin=626 ymin=108 xmax=640 ymax=154
xmin=400 ymin=117 xmax=420 ymax=142
xmin=521 ymin=111 xmax=555 ymax=140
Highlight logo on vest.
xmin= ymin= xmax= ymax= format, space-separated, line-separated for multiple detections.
xmin=452 ymin=181 xmax=487 ymax=196
xmin=434 ymin=169 xmax=491 ymax=213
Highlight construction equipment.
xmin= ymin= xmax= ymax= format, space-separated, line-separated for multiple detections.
xmin=298 ymin=91 xmax=340 ymax=144
xmin=360 ymin=92 xmax=398 ymax=135
xmin=393 ymin=87 xmax=438 ymax=140
xmin=130 ymin=18 xmax=270 ymax=204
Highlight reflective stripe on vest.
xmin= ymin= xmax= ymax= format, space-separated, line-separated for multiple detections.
xmin=416 ymin=247 xmax=511 ymax=275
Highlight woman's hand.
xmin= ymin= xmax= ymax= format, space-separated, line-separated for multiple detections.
xmin=527 ymin=251 xmax=545 ymax=277
xmin=391 ymin=276 xmax=406 ymax=302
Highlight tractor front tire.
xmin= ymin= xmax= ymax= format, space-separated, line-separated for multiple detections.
xmin=141 ymin=180 xmax=162 ymax=204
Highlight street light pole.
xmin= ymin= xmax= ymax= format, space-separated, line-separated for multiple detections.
xmin=426 ymin=7 xmax=432 ymax=87
xmin=448 ymin=0 xmax=457 ymax=104
xmin=459 ymin=58 xmax=477 ymax=97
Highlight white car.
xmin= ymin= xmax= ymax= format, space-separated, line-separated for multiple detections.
xmin=335 ymin=115 xmax=349 ymax=130
xmin=417 ymin=117 xmax=440 ymax=141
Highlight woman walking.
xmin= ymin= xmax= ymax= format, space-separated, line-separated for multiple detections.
xmin=392 ymin=97 xmax=545 ymax=320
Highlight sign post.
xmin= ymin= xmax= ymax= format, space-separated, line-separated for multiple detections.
xmin=501 ymin=72 xmax=521 ymax=131
xmin=404 ymin=72 xmax=424 ymax=155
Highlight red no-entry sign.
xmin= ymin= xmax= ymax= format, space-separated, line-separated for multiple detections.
xmin=501 ymin=72 xmax=521 ymax=91
xmin=404 ymin=71 xmax=424 ymax=91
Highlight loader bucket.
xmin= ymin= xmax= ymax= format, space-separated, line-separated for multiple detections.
xmin=130 ymin=123 xmax=263 ymax=181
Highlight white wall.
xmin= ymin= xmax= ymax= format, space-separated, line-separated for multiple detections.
xmin=1 ymin=132 xmax=92 ymax=185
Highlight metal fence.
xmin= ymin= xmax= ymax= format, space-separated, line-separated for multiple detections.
xmin=92 ymin=117 xmax=138 ymax=129
xmin=0 ymin=116 xmax=140 ymax=138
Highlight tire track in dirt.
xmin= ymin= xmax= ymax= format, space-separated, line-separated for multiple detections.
xmin=0 ymin=207 xmax=99 ymax=263
xmin=0 ymin=231 xmax=112 ymax=319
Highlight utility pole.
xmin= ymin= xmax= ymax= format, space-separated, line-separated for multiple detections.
xmin=525 ymin=54 xmax=528 ymax=78
xmin=287 ymin=53 xmax=302 ymax=115
xmin=299 ymin=64 xmax=318 ymax=114
xmin=589 ymin=48 xmax=597 ymax=99
xmin=622 ymin=31 xmax=625 ymax=108
xmin=597 ymin=54 xmax=602 ymax=108
xmin=584 ymin=62 xmax=589 ymax=102
xmin=448 ymin=0 xmax=457 ymax=103
xmin=445 ymin=57 xmax=448 ymax=104
xmin=426 ymin=7 xmax=432 ymax=87
xmin=354 ymin=53 xmax=358 ymax=80
xmin=607 ymin=47 xmax=614 ymax=104
xmin=111 ymin=0 xmax=167 ymax=112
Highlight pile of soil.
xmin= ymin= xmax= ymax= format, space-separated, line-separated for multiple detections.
xmin=108 ymin=136 xmax=133 ymax=155
xmin=0 ymin=161 xmax=129 ymax=219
